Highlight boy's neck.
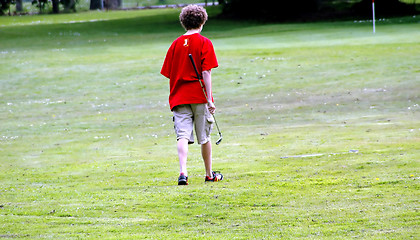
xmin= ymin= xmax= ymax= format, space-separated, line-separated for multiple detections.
xmin=184 ymin=26 xmax=203 ymax=35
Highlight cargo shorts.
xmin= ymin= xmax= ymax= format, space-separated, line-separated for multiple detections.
xmin=173 ymin=104 xmax=214 ymax=145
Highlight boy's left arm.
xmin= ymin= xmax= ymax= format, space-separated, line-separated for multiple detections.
xmin=202 ymin=70 xmax=215 ymax=114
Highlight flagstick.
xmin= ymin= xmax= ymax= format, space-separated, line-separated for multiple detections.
xmin=372 ymin=0 xmax=376 ymax=34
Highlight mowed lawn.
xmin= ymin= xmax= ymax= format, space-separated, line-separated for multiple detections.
xmin=0 ymin=7 xmax=419 ymax=239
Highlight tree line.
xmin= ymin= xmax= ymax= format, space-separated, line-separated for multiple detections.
xmin=1 ymin=0 xmax=418 ymax=18
xmin=1 ymin=0 xmax=125 ymax=15
xmin=1 ymin=0 xmax=77 ymax=14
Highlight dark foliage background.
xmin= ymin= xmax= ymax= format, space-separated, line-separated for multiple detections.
xmin=221 ymin=0 xmax=418 ymax=21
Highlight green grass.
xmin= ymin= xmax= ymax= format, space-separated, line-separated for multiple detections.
xmin=1 ymin=7 xmax=419 ymax=239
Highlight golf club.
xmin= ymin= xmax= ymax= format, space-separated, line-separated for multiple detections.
xmin=188 ymin=54 xmax=223 ymax=145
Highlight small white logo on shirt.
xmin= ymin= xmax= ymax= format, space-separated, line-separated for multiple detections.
xmin=184 ymin=39 xmax=189 ymax=47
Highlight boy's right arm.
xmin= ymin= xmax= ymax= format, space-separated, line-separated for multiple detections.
xmin=202 ymin=70 xmax=215 ymax=114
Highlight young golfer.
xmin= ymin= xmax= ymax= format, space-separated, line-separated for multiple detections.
xmin=161 ymin=5 xmax=223 ymax=185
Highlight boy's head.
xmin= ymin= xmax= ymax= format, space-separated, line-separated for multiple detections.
xmin=179 ymin=5 xmax=208 ymax=30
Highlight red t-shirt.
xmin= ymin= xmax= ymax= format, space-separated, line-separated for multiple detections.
xmin=161 ymin=33 xmax=218 ymax=110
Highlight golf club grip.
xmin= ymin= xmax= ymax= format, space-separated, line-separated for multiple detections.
xmin=189 ymin=54 xmax=209 ymax=100
xmin=188 ymin=54 xmax=201 ymax=80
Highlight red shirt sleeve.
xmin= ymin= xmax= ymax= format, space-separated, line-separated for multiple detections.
xmin=161 ymin=41 xmax=175 ymax=79
xmin=201 ymin=38 xmax=218 ymax=72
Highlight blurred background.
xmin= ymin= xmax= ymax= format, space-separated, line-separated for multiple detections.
xmin=1 ymin=0 xmax=418 ymax=20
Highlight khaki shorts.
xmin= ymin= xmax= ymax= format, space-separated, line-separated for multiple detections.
xmin=173 ymin=104 xmax=214 ymax=145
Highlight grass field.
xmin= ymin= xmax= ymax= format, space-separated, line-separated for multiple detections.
xmin=1 ymin=6 xmax=419 ymax=239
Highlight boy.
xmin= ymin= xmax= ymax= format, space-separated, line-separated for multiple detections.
xmin=161 ymin=5 xmax=223 ymax=185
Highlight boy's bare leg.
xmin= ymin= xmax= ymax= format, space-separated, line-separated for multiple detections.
xmin=201 ymin=141 xmax=212 ymax=177
xmin=177 ymin=138 xmax=189 ymax=176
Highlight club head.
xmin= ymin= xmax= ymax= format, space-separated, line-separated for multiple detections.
xmin=215 ymin=136 xmax=223 ymax=145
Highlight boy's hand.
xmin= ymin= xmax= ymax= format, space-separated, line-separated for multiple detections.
xmin=208 ymin=102 xmax=216 ymax=115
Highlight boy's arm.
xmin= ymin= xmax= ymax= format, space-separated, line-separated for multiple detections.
xmin=202 ymin=70 xmax=215 ymax=114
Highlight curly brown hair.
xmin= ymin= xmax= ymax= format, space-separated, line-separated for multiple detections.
xmin=179 ymin=5 xmax=208 ymax=30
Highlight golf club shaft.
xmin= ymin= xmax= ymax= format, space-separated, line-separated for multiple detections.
xmin=188 ymin=54 xmax=223 ymax=140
